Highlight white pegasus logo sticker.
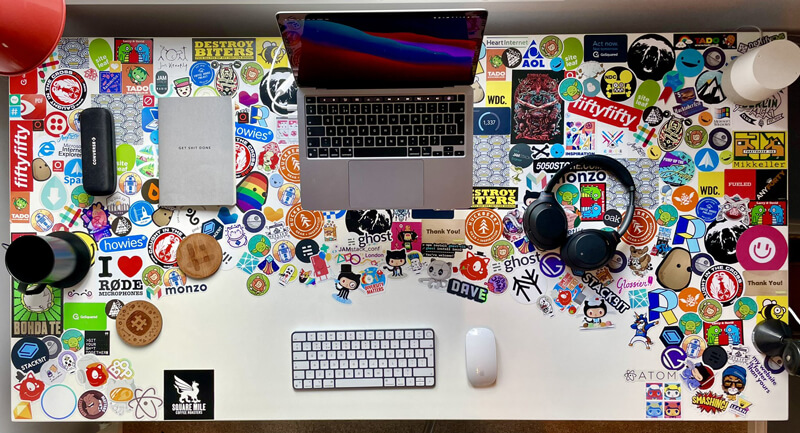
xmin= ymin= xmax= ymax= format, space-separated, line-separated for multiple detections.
xmin=174 ymin=375 xmax=200 ymax=403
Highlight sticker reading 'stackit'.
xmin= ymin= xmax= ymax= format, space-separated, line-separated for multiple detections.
xmin=176 ymin=233 xmax=223 ymax=279
xmin=115 ymin=301 xmax=162 ymax=347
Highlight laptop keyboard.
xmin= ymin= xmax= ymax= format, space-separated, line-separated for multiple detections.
xmin=304 ymin=95 xmax=466 ymax=159
xmin=291 ymin=328 xmax=436 ymax=390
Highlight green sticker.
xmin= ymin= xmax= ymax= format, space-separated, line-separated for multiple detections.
xmin=539 ymin=36 xmax=563 ymax=59
xmin=116 ymin=143 xmax=136 ymax=175
xmin=561 ymin=37 xmax=583 ymax=71
xmin=633 ymin=79 xmax=661 ymax=110
xmin=89 ymin=39 xmax=113 ymax=71
xmin=64 ymin=303 xmax=107 ymax=331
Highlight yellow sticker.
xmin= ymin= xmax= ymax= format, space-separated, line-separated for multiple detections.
xmin=697 ymin=172 xmax=724 ymax=197
xmin=756 ymin=296 xmax=789 ymax=324
xmin=108 ymin=61 xmax=122 ymax=73
xmin=485 ymin=81 xmax=511 ymax=107
xmin=646 ymin=145 xmax=661 ymax=160
xmin=256 ymin=37 xmax=289 ymax=69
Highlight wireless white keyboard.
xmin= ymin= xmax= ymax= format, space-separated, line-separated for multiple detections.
xmin=291 ymin=328 xmax=436 ymax=390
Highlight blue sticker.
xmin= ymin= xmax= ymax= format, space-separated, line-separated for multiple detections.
xmin=141 ymin=107 xmax=158 ymax=132
xmin=39 ymin=141 xmax=55 ymax=157
xmin=202 ymin=219 xmax=224 ymax=240
xmin=583 ymin=34 xmax=627 ymax=62
xmin=662 ymin=71 xmax=684 ymax=91
xmin=582 ymin=77 xmax=601 ymax=97
xmin=675 ymin=49 xmax=704 ymax=78
xmin=550 ymin=143 xmax=565 ymax=158
xmin=150 ymin=130 xmax=159 ymax=144
xmin=12 ymin=337 xmax=49 ymax=373
xmin=189 ymin=61 xmax=214 ymax=86
xmin=235 ymin=123 xmax=274 ymax=143
xmin=63 ymin=159 xmax=83 ymax=186
xmin=558 ymin=78 xmax=583 ymax=101
xmin=99 ymin=234 xmax=148 ymax=252
xmin=695 ymin=197 xmax=720 ymax=222
xmin=550 ymin=57 xmax=565 ymax=71
xmin=128 ymin=201 xmax=154 ymax=226
xmin=694 ymin=148 xmax=719 ymax=172
xmin=659 ymin=151 xmax=695 ymax=187
xmin=539 ymin=253 xmax=565 ymax=278
xmin=473 ymin=107 xmax=511 ymax=135
xmin=99 ymin=71 xmax=121 ymax=93
xmin=269 ymin=173 xmax=284 ymax=188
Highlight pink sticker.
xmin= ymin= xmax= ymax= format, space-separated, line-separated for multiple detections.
xmin=736 ymin=225 xmax=787 ymax=271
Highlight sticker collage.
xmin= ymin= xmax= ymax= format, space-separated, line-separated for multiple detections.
xmin=7 ymin=32 xmax=790 ymax=421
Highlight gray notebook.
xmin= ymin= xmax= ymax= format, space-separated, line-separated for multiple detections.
xmin=158 ymin=97 xmax=235 ymax=206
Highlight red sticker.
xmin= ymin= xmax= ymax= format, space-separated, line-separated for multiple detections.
xmin=44 ymin=112 xmax=69 ymax=137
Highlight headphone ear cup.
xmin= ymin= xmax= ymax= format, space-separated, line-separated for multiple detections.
xmin=561 ymin=229 xmax=620 ymax=273
xmin=523 ymin=193 xmax=568 ymax=251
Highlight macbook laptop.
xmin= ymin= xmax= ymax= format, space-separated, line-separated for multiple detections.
xmin=276 ymin=10 xmax=488 ymax=210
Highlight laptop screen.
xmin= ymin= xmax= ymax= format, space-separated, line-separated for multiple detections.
xmin=276 ymin=10 xmax=488 ymax=89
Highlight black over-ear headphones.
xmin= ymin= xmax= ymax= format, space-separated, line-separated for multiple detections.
xmin=523 ymin=154 xmax=636 ymax=275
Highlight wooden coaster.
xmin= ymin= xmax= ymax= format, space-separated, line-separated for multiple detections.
xmin=176 ymin=233 xmax=223 ymax=279
xmin=116 ymin=301 xmax=162 ymax=347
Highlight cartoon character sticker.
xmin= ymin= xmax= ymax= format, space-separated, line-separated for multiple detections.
xmin=333 ymin=264 xmax=360 ymax=304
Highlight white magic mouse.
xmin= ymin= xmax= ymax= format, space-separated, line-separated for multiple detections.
xmin=465 ymin=327 xmax=497 ymax=387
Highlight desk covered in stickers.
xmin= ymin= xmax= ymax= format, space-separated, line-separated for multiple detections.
xmin=6 ymin=32 xmax=791 ymax=421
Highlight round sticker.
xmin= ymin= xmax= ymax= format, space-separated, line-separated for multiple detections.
xmin=558 ymin=78 xmax=583 ymax=101
xmin=709 ymin=128 xmax=731 ymax=151
xmin=703 ymin=47 xmax=726 ymax=70
xmin=490 ymin=240 xmax=514 ymax=261
xmin=163 ymin=268 xmax=186 ymax=287
xmin=682 ymin=334 xmax=707 ymax=359
xmin=736 ymin=225 xmax=788 ymax=270
xmin=71 ymin=186 xmax=94 ymax=208
xmin=583 ymin=77 xmax=601 ymax=97
xmin=277 ymin=183 xmax=300 ymax=206
xmin=642 ymin=106 xmax=664 ymax=126
xmin=661 ymin=70 xmax=684 ymax=91
xmin=719 ymin=150 xmax=733 ymax=165
xmin=78 ymin=390 xmax=108 ymax=420
xmin=539 ymin=253 xmax=565 ymax=278
xmin=695 ymin=70 xmax=726 ymax=104
xmin=607 ymin=251 xmax=627 ymax=273
xmin=119 ymin=172 xmax=142 ymax=195
xmin=539 ymin=35 xmax=563 ymax=58
xmin=45 ymin=70 xmax=87 ymax=111
xmin=31 ymin=209 xmax=54 ymax=232
xmin=247 ymin=234 xmax=272 ymax=257
xmin=550 ymin=143 xmax=564 ymax=158
xmin=272 ymin=239 xmax=295 ymax=263
xmin=110 ymin=216 xmax=132 ymax=236
xmin=733 ymin=297 xmax=758 ymax=320
xmin=703 ymin=346 xmax=728 ymax=370
xmin=657 ymin=117 xmax=684 ymax=151
xmin=147 ymin=227 xmax=185 ymax=267
xmin=655 ymin=204 xmax=679 ymax=227
xmin=278 ymin=145 xmax=300 ymax=183
xmin=694 ymin=148 xmax=719 ymax=172
xmin=660 ymin=346 xmax=687 ymax=371
xmin=603 ymin=209 xmax=622 ymax=228
xmin=278 ymin=264 xmax=298 ymax=284
xmin=189 ymin=61 xmax=214 ymax=86
xmin=671 ymin=185 xmax=698 ymax=212
xmin=691 ymin=253 xmax=715 ymax=276
xmin=240 ymin=62 xmax=264 ymax=85
xmin=128 ymin=201 xmax=154 ymax=227
xmin=61 ymin=329 xmax=84 ymax=352
xmin=678 ymin=312 xmax=703 ymax=335
xmin=628 ymin=34 xmax=676 ymax=81
xmin=486 ymin=274 xmax=508 ymax=294
xmin=695 ymin=197 xmax=719 ymax=222
xmin=646 ymin=145 xmax=662 ymax=160
xmin=501 ymin=48 xmax=522 ymax=68
xmin=41 ymin=335 xmax=62 ymax=359
xmin=141 ymin=265 xmax=164 ymax=288
xmin=697 ymin=298 xmax=723 ymax=322
xmin=12 ymin=337 xmax=49 ymax=373
xmin=40 ymin=384 xmax=77 ymax=420
xmin=601 ymin=66 xmax=636 ymax=102
xmin=508 ymin=143 xmax=533 ymax=168
xmin=141 ymin=179 xmax=159 ymax=204
xmin=555 ymin=184 xmax=579 ymax=205
xmin=675 ymin=49 xmax=704 ymax=77
xmin=465 ymin=208 xmax=502 ymax=247
xmin=68 ymin=109 xmax=82 ymax=131
xmin=105 ymin=299 xmax=124 ymax=319
xmin=700 ymin=265 xmax=743 ymax=306
xmin=659 ymin=151 xmax=695 ymax=186
xmin=621 ymin=208 xmax=657 ymax=246
xmin=247 ymin=273 xmax=270 ymax=296
xmin=243 ymin=209 xmax=266 ymax=233
xmin=295 ymin=239 xmax=320 ymax=263
xmin=684 ymin=125 xmax=708 ymax=149
xmin=705 ymin=219 xmax=746 ymax=264
xmin=286 ymin=204 xmax=323 ymax=239
xmin=698 ymin=111 xmax=713 ymax=126
xmin=234 ymin=137 xmax=256 ymax=178
xmin=678 ymin=287 xmax=704 ymax=313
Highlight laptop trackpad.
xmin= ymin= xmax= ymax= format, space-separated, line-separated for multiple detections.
xmin=349 ymin=160 xmax=424 ymax=209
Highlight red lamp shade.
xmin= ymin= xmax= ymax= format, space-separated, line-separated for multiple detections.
xmin=0 ymin=0 xmax=66 ymax=76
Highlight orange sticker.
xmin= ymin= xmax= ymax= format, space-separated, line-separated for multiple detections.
xmin=9 ymin=192 xmax=30 ymax=224
xmin=621 ymin=208 xmax=657 ymax=246
xmin=671 ymin=185 xmax=699 ymax=212
xmin=286 ymin=204 xmax=323 ymax=239
xmin=279 ymin=145 xmax=300 ymax=184
xmin=465 ymin=208 xmax=502 ymax=247
xmin=678 ymin=287 xmax=704 ymax=313
xmin=698 ymin=111 xmax=713 ymax=126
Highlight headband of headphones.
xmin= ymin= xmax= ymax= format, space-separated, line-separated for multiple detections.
xmin=544 ymin=154 xmax=637 ymax=236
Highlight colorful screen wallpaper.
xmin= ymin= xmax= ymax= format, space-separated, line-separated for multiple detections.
xmin=278 ymin=11 xmax=488 ymax=88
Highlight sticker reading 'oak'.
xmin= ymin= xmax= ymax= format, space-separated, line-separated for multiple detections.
xmin=115 ymin=301 xmax=162 ymax=347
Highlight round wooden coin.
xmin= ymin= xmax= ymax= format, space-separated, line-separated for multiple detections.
xmin=116 ymin=301 xmax=162 ymax=347
xmin=176 ymin=233 xmax=223 ymax=279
